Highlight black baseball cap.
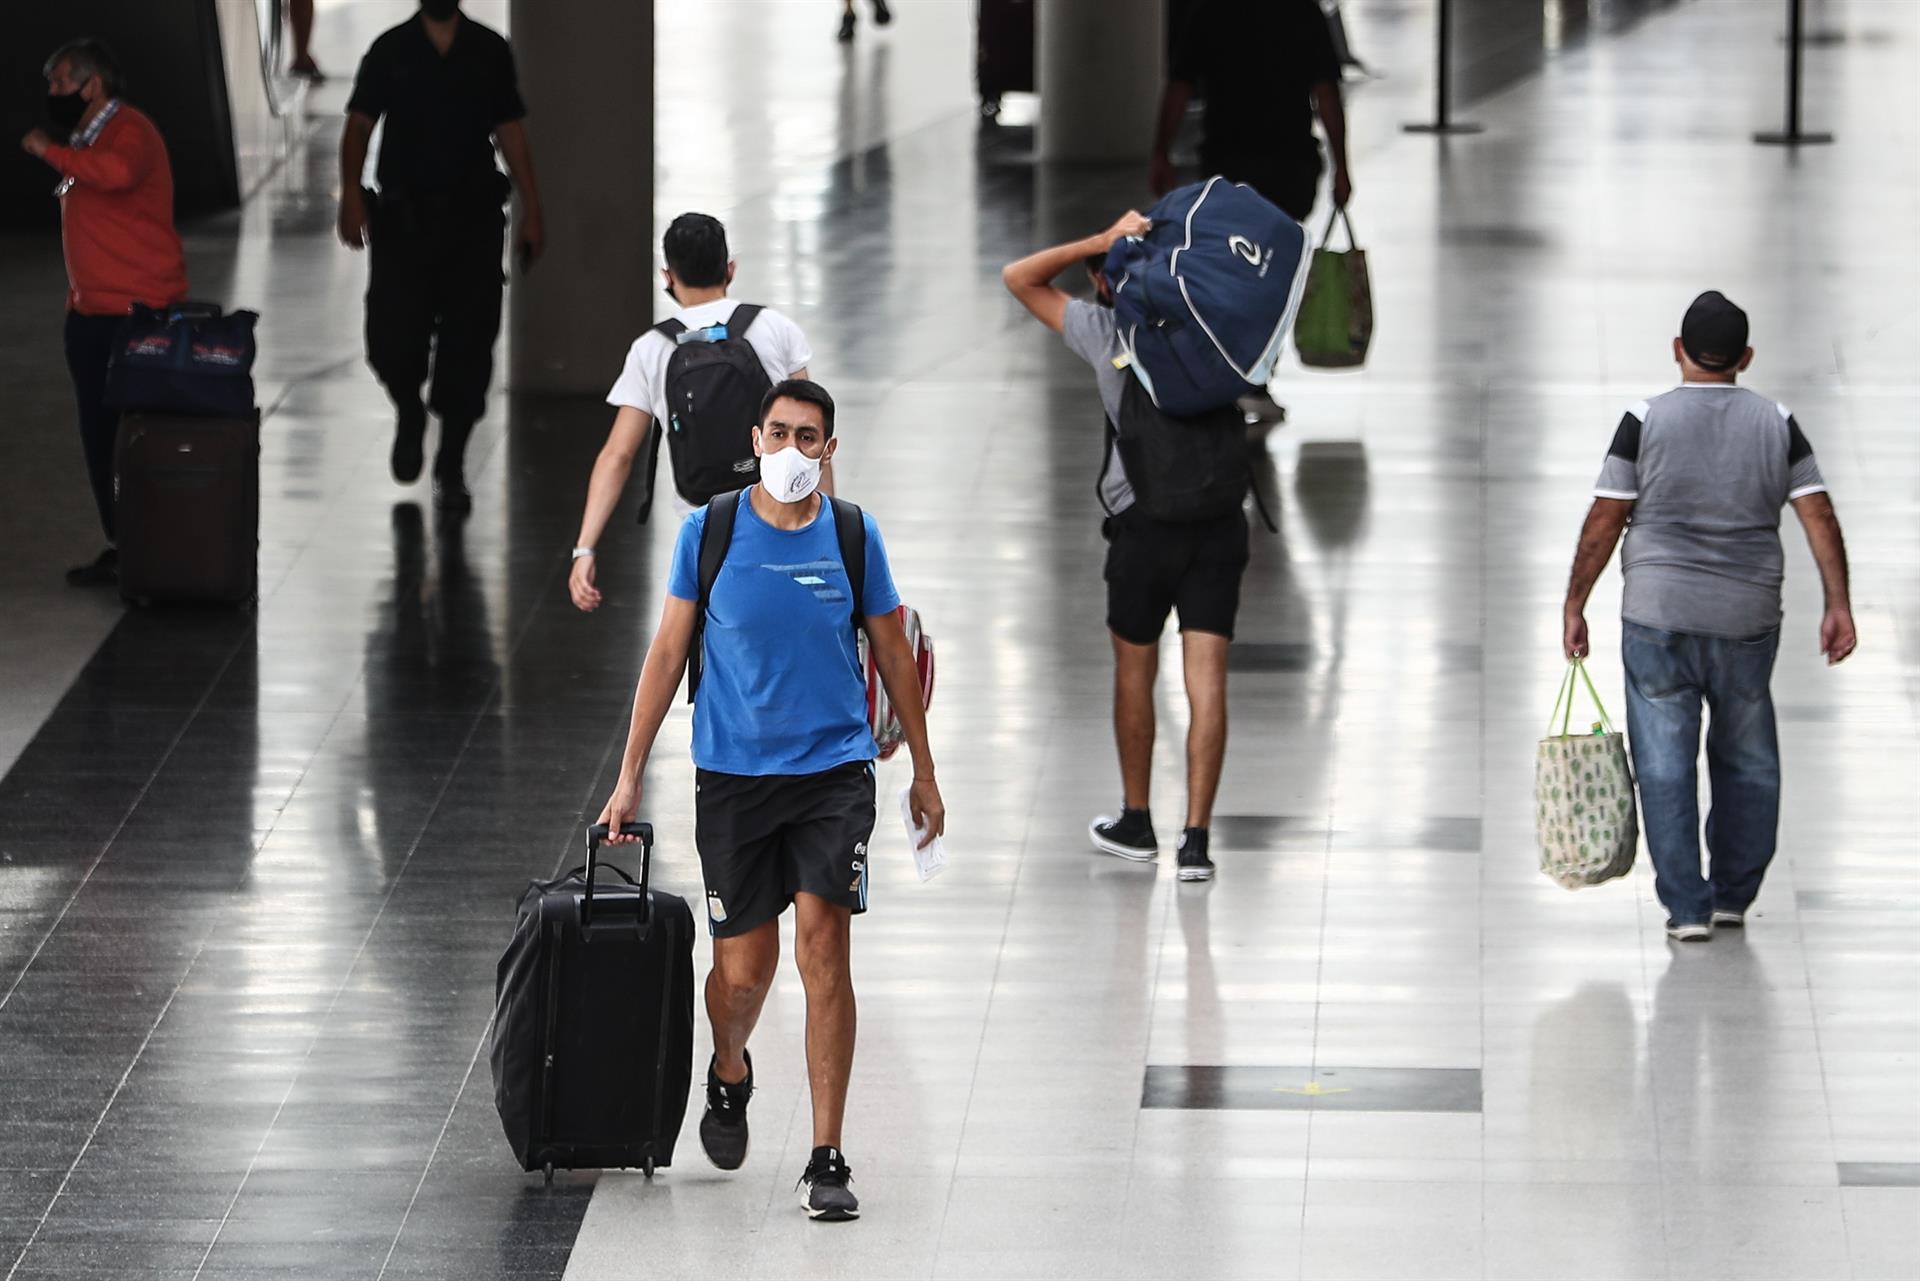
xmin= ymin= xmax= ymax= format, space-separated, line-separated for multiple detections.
xmin=1680 ymin=291 xmax=1749 ymax=371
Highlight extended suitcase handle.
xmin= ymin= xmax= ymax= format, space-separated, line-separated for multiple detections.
xmin=583 ymin=822 xmax=653 ymax=929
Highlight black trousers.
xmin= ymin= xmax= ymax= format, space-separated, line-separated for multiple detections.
xmin=64 ymin=311 xmax=125 ymax=543
xmin=1200 ymin=144 xmax=1322 ymax=222
xmin=365 ymin=196 xmax=505 ymax=473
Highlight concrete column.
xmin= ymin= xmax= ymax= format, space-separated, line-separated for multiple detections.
xmin=1037 ymin=0 xmax=1163 ymax=163
xmin=507 ymin=0 xmax=652 ymax=394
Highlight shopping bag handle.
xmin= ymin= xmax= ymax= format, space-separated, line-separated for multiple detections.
xmin=1318 ymin=206 xmax=1358 ymax=251
xmin=1547 ymin=657 xmax=1617 ymax=737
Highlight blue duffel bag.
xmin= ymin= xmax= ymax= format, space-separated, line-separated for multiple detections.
xmin=105 ymin=301 xmax=259 ymax=419
xmin=1103 ymin=176 xmax=1311 ymax=416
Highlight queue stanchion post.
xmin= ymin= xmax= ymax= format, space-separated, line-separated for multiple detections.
xmin=1403 ymin=0 xmax=1483 ymax=136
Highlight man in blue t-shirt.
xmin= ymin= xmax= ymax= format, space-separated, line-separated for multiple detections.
xmin=597 ymin=378 xmax=944 ymax=1222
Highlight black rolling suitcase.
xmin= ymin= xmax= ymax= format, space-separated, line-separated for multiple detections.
xmin=977 ymin=0 xmax=1035 ymax=119
xmin=491 ymin=822 xmax=697 ymax=1182
xmin=114 ymin=410 xmax=260 ymax=606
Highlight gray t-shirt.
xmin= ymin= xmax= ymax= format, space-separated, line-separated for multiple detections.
xmin=1592 ymin=383 xmax=1827 ymax=639
xmin=1061 ymin=300 xmax=1136 ymax=514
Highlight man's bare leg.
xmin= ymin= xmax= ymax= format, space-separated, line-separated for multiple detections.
xmin=793 ymin=892 xmax=856 ymax=1149
xmin=708 ymin=918 xmax=780 ymax=1083
xmin=1112 ymin=631 xmax=1160 ymax=811
xmin=1181 ymin=630 xmax=1231 ymax=829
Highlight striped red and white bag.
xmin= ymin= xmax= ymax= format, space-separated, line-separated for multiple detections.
xmin=857 ymin=605 xmax=935 ymax=760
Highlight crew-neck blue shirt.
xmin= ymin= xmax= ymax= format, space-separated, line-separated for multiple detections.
xmin=668 ymin=496 xmax=901 ymax=777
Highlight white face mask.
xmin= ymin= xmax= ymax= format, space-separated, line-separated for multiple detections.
xmin=757 ymin=443 xmax=825 ymax=504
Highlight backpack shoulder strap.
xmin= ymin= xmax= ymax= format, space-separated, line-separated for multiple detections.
xmin=726 ymin=303 xmax=764 ymax=336
xmin=829 ymin=496 xmax=866 ymax=633
xmin=1247 ymin=468 xmax=1279 ymax=534
xmin=687 ymin=489 xmax=744 ymax=701
xmin=1095 ymin=416 xmax=1120 ymax=518
xmin=697 ymin=489 xmax=742 ymax=614
xmin=634 ymin=419 xmax=664 ymax=525
xmin=653 ymin=317 xmax=687 ymax=340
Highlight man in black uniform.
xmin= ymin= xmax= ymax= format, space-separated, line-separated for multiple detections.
xmin=337 ymin=0 xmax=544 ymax=514
xmin=1151 ymin=0 xmax=1352 ymax=423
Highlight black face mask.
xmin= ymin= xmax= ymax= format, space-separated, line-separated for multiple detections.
xmin=47 ymin=90 xmax=87 ymax=132
xmin=421 ymin=0 xmax=460 ymax=20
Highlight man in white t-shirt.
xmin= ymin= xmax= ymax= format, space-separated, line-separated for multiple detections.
xmin=570 ymin=213 xmax=816 ymax=611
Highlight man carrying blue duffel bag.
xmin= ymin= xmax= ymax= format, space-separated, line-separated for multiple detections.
xmin=1100 ymin=176 xmax=1313 ymax=419
xmin=1004 ymin=211 xmax=1268 ymax=884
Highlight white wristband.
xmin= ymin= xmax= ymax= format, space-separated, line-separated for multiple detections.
xmin=571 ymin=547 xmax=595 ymax=560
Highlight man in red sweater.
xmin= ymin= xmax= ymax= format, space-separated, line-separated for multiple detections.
xmin=21 ymin=39 xmax=188 ymax=587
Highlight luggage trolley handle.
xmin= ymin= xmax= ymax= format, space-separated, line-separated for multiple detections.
xmin=582 ymin=822 xmax=654 ymax=931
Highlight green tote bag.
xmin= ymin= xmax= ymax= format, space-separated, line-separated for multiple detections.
xmin=1536 ymin=659 xmax=1639 ymax=889
xmin=1292 ymin=207 xmax=1373 ymax=369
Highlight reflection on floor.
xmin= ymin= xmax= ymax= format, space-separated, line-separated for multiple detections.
xmin=1 ymin=1 xmax=1917 ymax=1279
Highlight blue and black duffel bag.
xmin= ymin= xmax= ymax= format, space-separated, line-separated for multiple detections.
xmin=1103 ymin=176 xmax=1311 ymax=416
xmin=105 ymin=301 xmax=259 ymax=419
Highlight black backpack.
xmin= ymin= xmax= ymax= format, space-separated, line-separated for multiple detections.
xmin=638 ymin=304 xmax=772 ymax=522
xmin=1100 ymin=374 xmax=1253 ymax=523
xmin=685 ymin=489 xmax=867 ymax=701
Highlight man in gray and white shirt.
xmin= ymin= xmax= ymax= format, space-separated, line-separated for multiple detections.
xmin=1562 ymin=291 xmax=1856 ymax=941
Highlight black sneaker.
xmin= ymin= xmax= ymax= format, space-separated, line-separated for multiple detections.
xmin=1176 ymin=827 xmax=1215 ymax=882
xmin=64 ymin=547 xmax=118 ymax=587
xmin=699 ymin=1051 xmax=753 ymax=1171
xmin=872 ymin=0 xmax=893 ymax=25
xmin=837 ymin=10 xmax=855 ymax=41
xmin=1089 ymin=807 xmax=1157 ymax=863
xmin=797 ymin=1145 xmax=859 ymax=1221
xmin=391 ymin=402 xmax=426 ymax=484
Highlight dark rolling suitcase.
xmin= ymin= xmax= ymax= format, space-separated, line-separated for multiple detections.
xmin=977 ymin=0 xmax=1035 ymax=119
xmin=491 ymin=822 xmax=697 ymax=1182
xmin=114 ymin=410 xmax=260 ymax=606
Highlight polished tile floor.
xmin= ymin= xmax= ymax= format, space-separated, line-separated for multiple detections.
xmin=1 ymin=1 xmax=1917 ymax=1279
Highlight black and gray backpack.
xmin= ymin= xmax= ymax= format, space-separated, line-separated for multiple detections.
xmin=1101 ymin=375 xmax=1250 ymax=523
xmin=638 ymin=304 xmax=771 ymax=522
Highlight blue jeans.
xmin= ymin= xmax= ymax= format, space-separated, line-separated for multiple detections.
xmin=1621 ymin=621 xmax=1781 ymax=925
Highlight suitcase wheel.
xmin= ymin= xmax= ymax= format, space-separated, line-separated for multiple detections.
xmin=644 ymin=1157 xmax=656 ymax=1179
xmin=543 ymin=1162 xmax=554 ymax=1186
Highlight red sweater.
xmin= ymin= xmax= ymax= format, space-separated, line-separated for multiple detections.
xmin=43 ymin=106 xmax=189 ymax=317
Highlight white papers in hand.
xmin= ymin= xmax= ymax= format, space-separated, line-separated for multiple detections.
xmin=898 ymin=785 xmax=947 ymax=882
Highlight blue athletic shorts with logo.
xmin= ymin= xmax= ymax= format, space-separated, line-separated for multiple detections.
xmin=692 ymin=760 xmax=877 ymax=937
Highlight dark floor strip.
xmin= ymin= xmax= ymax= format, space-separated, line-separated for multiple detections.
xmin=1142 ymin=1065 xmax=1484 ymax=1113
xmin=1837 ymin=1162 xmax=1920 ymax=1188
xmin=0 ymin=398 xmax=649 ymax=1280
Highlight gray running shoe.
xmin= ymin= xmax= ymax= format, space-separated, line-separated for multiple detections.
xmin=798 ymin=1146 xmax=859 ymax=1221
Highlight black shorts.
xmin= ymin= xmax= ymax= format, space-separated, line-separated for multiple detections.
xmin=1104 ymin=506 xmax=1250 ymax=645
xmin=693 ymin=760 xmax=877 ymax=938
